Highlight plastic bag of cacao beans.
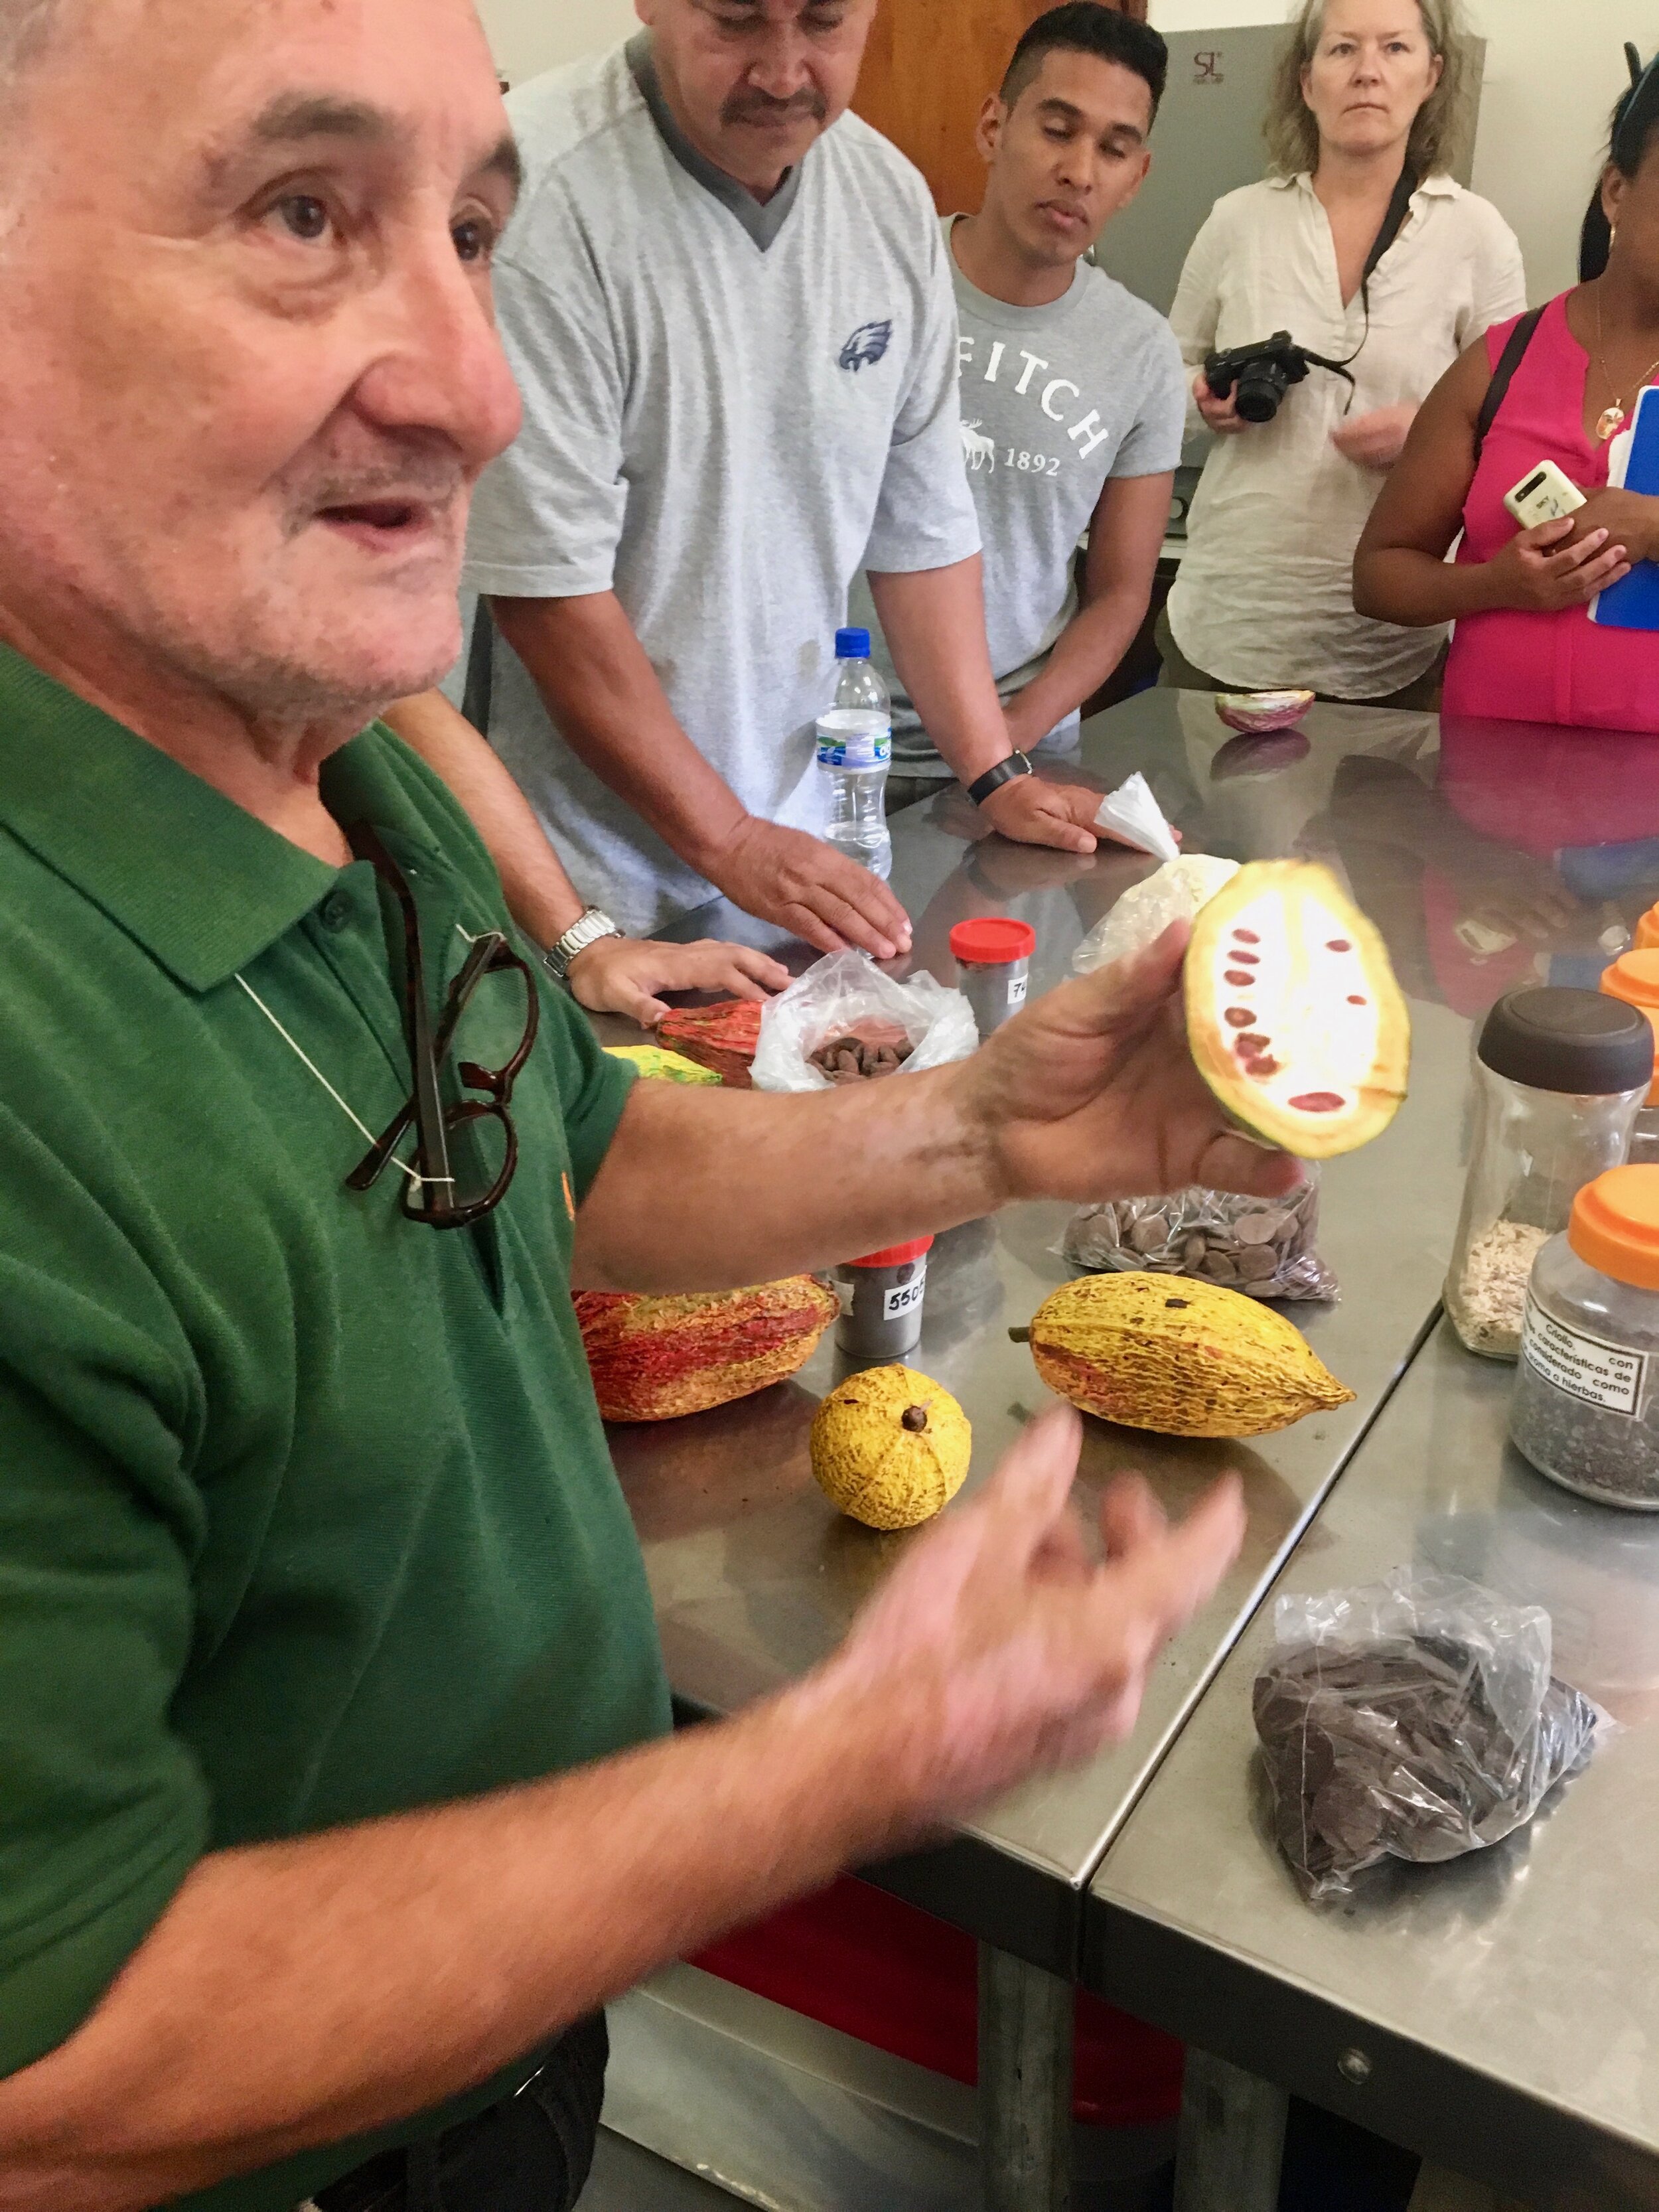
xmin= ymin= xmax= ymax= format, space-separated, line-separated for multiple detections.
xmin=752 ymin=950 xmax=978 ymax=1094
xmin=1060 ymin=1175 xmax=1338 ymax=1301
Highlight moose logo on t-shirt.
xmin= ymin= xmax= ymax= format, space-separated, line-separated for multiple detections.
xmin=838 ymin=319 xmax=893 ymax=372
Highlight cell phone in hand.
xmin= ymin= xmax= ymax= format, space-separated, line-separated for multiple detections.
xmin=1503 ymin=461 xmax=1587 ymax=529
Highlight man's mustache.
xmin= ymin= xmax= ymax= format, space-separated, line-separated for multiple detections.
xmin=721 ymin=84 xmax=828 ymax=126
xmin=286 ymin=460 xmax=466 ymax=533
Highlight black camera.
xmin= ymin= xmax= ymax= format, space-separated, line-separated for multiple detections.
xmin=1202 ymin=331 xmax=1355 ymax=425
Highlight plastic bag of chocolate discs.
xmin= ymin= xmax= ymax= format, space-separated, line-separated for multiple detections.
xmin=1062 ymin=1175 xmax=1336 ymax=1301
xmin=1254 ymin=1570 xmax=1605 ymax=1904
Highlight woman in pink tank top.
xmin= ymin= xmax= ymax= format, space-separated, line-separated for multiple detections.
xmin=1354 ymin=64 xmax=1659 ymax=729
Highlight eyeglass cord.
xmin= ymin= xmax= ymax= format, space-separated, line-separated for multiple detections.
xmin=235 ymin=923 xmax=506 ymax=1194
xmin=236 ymin=975 xmax=446 ymax=1191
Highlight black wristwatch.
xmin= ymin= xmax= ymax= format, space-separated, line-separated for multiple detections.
xmin=966 ymin=751 xmax=1035 ymax=808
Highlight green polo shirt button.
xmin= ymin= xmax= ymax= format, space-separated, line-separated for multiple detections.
xmin=319 ymin=890 xmax=354 ymax=932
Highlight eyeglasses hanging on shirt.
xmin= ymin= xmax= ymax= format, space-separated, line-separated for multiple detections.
xmin=237 ymin=823 xmax=540 ymax=1229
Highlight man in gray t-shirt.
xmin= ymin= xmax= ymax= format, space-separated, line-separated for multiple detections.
xmin=853 ymin=5 xmax=1185 ymax=794
xmin=433 ymin=0 xmax=1111 ymax=946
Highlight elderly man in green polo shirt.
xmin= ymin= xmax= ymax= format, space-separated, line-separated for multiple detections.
xmin=0 ymin=3 xmax=1299 ymax=2209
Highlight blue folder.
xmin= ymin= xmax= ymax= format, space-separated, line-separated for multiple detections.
xmin=1591 ymin=382 xmax=1659 ymax=631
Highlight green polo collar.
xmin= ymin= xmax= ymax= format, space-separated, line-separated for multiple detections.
xmin=0 ymin=646 xmax=433 ymax=994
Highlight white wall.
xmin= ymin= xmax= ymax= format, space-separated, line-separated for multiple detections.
xmin=474 ymin=0 xmax=636 ymax=86
xmin=1149 ymin=0 xmax=1652 ymax=300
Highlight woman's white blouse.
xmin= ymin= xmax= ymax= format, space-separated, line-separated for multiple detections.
xmin=1165 ymin=171 xmax=1526 ymax=700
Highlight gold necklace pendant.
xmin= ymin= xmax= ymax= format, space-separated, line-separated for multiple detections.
xmin=1599 ymin=402 xmax=1628 ymax=442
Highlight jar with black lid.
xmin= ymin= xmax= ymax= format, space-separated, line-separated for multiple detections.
xmin=1445 ymin=988 xmax=1652 ymax=1361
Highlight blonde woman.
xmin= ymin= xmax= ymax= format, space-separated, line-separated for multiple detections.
xmin=1159 ymin=0 xmax=1524 ymax=705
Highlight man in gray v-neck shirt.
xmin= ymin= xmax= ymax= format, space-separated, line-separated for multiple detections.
xmin=434 ymin=0 xmax=1112 ymax=946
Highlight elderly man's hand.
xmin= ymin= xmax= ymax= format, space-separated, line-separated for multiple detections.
xmin=959 ymin=921 xmax=1305 ymax=1207
xmin=806 ymin=1405 xmax=1245 ymax=1833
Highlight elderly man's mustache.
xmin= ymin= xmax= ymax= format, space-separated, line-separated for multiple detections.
xmin=287 ymin=459 xmax=466 ymax=533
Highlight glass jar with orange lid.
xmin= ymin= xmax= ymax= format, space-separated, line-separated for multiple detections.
xmin=1512 ymin=1165 xmax=1659 ymax=1508
xmin=1601 ymin=948 xmax=1659 ymax=1163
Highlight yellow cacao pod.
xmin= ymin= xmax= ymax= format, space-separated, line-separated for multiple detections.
xmin=1019 ymin=1272 xmax=1354 ymax=1438
xmin=812 ymin=1364 xmax=972 ymax=1530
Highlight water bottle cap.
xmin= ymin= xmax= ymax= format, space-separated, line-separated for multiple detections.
xmin=835 ymin=627 xmax=871 ymax=660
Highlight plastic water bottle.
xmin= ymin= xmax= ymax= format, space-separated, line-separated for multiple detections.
xmin=816 ymin=628 xmax=893 ymax=879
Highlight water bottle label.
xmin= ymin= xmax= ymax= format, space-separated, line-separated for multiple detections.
xmin=816 ymin=709 xmax=891 ymax=771
xmin=817 ymin=731 xmax=891 ymax=769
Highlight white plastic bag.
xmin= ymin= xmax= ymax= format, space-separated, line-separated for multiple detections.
xmin=751 ymin=950 xmax=979 ymax=1094
xmin=1093 ymin=771 xmax=1180 ymax=862
xmin=1072 ymin=853 xmax=1240 ymax=976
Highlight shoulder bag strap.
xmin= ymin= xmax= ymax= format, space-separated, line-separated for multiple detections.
xmin=1473 ymin=305 xmax=1546 ymax=465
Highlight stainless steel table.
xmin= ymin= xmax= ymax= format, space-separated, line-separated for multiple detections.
xmin=612 ymin=694 xmax=1659 ymax=2207
xmin=1080 ymin=706 xmax=1659 ymax=2209
xmin=617 ymin=690 xmax=1471 ymax=1954
xmin=1088 ymin=1319 xmax=1659 ymax=2210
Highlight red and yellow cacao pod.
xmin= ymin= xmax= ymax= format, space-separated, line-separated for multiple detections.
xmin=576 ymin=1276 xmax=837 ymax=1424
xmin=655 ymin=999 xmax=764 ymax=1088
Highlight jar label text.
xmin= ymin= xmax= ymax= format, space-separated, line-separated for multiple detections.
xmin=1522 ymin=1295 xmax=1646 ymax=1417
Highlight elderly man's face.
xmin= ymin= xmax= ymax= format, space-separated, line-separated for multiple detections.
xmin=0 ymin=0 xmax=524 ymax=725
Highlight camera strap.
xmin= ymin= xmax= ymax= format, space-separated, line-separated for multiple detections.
xmin=1358 ymin=163 xmax=1420 ymax=314
xmin=1318 ymin=164 xmax=1421 ymax=403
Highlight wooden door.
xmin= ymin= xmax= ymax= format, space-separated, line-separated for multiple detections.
xmin=853 ymin=0 xmax=1147 ymax=217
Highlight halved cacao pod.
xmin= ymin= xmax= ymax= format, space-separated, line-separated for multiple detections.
xmin=1214 ymin=690 xmax=1314 ymax=735
xmin=656 ymin=999 xmax=764 ymax=1087
xmin=576 ymin=1276 xmax=837 ymax=1424
xmin=1017 ymin=1272 xmax=1354 ymax=1438
xmin=1185 ymin=859 xmax=1408 ymax=1159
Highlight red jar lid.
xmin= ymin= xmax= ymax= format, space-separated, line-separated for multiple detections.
xmin=951 ymin=918 xmax=1036 ymax=966
xmin=849 ymin=1236 xmax=934 ymax=1269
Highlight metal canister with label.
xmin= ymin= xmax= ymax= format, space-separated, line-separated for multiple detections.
xmin=950 ymin=917 xmax=1035 ymax=1041
xmin=837 ymin=1236 xmax=934 ymax=1363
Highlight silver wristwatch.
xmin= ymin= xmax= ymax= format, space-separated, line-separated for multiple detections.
xmin=543 ymin=906 xmax=623 ymax=986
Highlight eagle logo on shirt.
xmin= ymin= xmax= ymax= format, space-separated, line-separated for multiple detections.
xmin=838 ymin=319 xmax=893 ymax=372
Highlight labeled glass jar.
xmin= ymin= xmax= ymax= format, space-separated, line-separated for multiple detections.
xmin=1601 ymin=949 xmax=1659 ymax=1165
xmin=951 ymin=918 xmax=1036 ymax=1041
xmin=837 ymin=1236 xmax=933 ymax=1362
xmin=1445 ymin=988 xmax=1652 ymax=1361
xmin=1512 ymin=1166 xmax=1659 ymax=1510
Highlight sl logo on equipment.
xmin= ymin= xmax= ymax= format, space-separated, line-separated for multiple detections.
xmin=839 ymin=319 xmax=893 ymax=371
